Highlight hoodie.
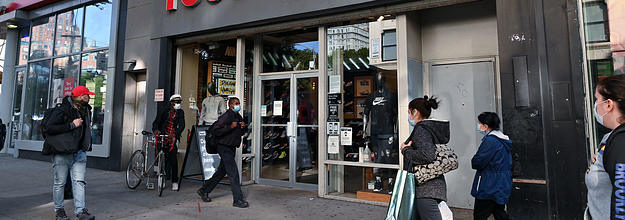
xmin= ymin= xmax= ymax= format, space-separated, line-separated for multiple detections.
xmin=471 ymin=130 xmax=513 ymax=205
xmin=403 ymin=119 xmax=450 ymax=201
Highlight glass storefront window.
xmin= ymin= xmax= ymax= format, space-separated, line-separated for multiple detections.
xmin=83 ymin=1 xmax=112 ymax=50
xmin=382 ymin=30 xmax=397 ymax=61
xmin=581 ymin=0 xmax=625 ymax=151
xmin=262 ymin=29 xmax=318 ymax=72
xmin=327 ymin=22 xmax=399 ymax=166
xmin=50 ymin=56 xmax=80 ymax=106
xmin=18 ymin=29 xmax=29 ymax=65
xmin=30 ymin=16 xmax=55 ymax=59
xmin=54 ymin=8 xmax=84 ymax=55
xmin=327 ymin=164 xmax=398 ymax=197
xmin=12 ymin=69 xmax=25 ymax=121
xmin=22 ymin=60 xmax=51 ymax=141
xmin=80 ymin=50 xmax=108 ymax=144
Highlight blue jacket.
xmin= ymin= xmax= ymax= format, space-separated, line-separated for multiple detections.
xmin=471 ymin=130 xmax=513 ymax=205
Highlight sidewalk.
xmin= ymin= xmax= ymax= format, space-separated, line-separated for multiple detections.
xmin=0 ymin=154 xmax=473 ymax=219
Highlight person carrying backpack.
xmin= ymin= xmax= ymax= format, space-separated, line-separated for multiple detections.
xmin=43 ymin=86 xmax=95 ymax=220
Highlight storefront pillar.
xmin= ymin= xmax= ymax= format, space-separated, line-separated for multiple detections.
xmin=0 ymin=29 xmax=19 ymax=154
xmin=145 ymin=37 xmax=174 ymax=130
xmin=318 ymin=26 xmax=328 ymax=197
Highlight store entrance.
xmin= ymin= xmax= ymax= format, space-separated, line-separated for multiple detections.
xmin=258 ymin=72 xmax=319 ymax=190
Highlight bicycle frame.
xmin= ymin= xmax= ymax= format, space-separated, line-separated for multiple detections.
xmin=140 ymin=134 xmax=169 ymax=177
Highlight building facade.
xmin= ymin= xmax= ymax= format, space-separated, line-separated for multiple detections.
xmin=0 ymin=0 xmax=620 ymax=219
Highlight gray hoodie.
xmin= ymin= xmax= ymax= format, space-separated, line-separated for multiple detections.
xmin=402 ymin=119 xmax=450 ymax=201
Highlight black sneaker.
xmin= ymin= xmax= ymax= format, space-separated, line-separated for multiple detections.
xmin=55 ymin=209 xmax=69 ymax=220
xmin=233 ymin=200 xmax=249 ymax=208
xmin=387 ymin=178 xmax=395 ymax=194
xmin=373 ymin=179 xmax=383 ymax=192
xmin=76 ymin=209 xmax=95 ymax=220
xmin=197 ymin=188 xmax=211 ymax=202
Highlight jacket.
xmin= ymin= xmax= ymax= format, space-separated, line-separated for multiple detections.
xmin=199 ymin=95 xmax=227 ymax=125
xmin=44 ymin=96 xmax=92 ymax=153
xmin=152 ymin=106 xmax=185 ymax=141
xmin=603 ymin=123 xmax=625 ymax=219
xmin=402 ymin=119 xmax=450 ymax=201
xmin=213 ymin=109 xmax=244 ymax=148
xmin=471 ymin=130 xmax=513 ymax=205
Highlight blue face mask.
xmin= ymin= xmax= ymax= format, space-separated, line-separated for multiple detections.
xmin=477 ymin=123 xmax=485 ymax=135
xmin=408 ymin=112 xmax=417 ymax=127
xmin=233 ymin=105 xmax=241 ymax=112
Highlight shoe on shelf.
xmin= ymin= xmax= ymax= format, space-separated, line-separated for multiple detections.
xmin=76 ymin=209 xmax=95 ymax=220
xmin=387 ymin=178 xmax=395 ymax=194
xmin=172 ymin=183 xmax=179 ymax=191
xmin=373 ymin=178 xmax=383 ymax=192
xmin=233 ymin=200 xmax=249 ymax=208
xmin=55 ymin=209 xmax=69 ymax=220
xmin=197 ymin=188 xmax=212 ymax=202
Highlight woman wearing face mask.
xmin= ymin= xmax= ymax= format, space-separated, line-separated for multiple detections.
xmin=152 ymin=94 xmax=185 ymax=191
xmin=585 ymin=74 xmax=625 ymax=220
xmin=400 ymin=96 xmax=449 ymax=220
xmin=471 ymin=112 xmax=512 ymax=220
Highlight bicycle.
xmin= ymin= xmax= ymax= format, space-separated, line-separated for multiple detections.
xmin=125 ymin=130 xmax=169 ymax=197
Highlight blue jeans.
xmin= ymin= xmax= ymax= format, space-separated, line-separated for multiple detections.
xmin=53 ymin=150 xmax=87 ymax=214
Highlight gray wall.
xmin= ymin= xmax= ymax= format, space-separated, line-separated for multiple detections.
xmin=124 ymin=0 xmax=151 ymax=71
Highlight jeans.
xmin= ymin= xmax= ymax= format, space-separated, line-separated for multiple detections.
xmin=473 ymin=199 xmax=509 ymax=220
xmin=53 ymin=150 xmax=87 ymax=214
xmin=415 ymin=198 xmax=442 ymax=220
xmin=201 ymin=145 xmax=244 ymax=201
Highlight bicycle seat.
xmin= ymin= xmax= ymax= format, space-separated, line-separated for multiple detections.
xmin=142 ymin=130 xmax=153 ymax=135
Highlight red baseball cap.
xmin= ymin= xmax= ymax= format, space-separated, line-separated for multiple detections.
xmin=71 ymin=86 xmax=95 ymax=97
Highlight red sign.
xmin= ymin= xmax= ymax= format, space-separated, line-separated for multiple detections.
xmin=155 ymin=89 xmax=165 ymax=102
xmin=63 ymin=78 xmax=75 ymax=96
xmin=166 ymin=0 xmax=221 ymax=11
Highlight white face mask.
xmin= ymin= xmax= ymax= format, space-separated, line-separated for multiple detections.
xmin=174 ymin=103 xmax=181 ymax=110
xmin=594 ymin=100 xmax=609 ymax=126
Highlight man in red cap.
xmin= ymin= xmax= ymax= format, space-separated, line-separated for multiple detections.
xmin=43 ymin=85 xmax=95 ymax=220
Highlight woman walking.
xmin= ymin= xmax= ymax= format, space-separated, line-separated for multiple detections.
xmin=471 ymin=112 xmax=512 ymax=220
xmin=400 ymin=96 xmax=449 ymax=220
xmin=585 ymin=74 xmax=625 ymax=220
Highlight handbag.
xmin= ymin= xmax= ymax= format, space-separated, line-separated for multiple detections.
xmin=412 ymin=125 xmax=459 ymax=185
xmin=385 ymin=170 xmax=416 ymax=220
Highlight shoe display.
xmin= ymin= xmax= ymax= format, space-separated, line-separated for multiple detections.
xmin=387 ymin=178 xmax=394 ymax=194
xmin=76 ymin=209 xmax=95 ymax=220
xmin=55 ymin=209 xmax=69 ymax=220
xmin=233 ymin=200 xmax=249 ymax=208
xmin=278 ymin=151 xmax=287 ymax=159
xmin=197 ymin=188 xmax=212 ymax=202
xmin=271 ymin=151 xmax=280 ymax=160
xmin=172 ymin=183 xmax=179 ymax=191
xmin=264 ymin=143 xmax=271 ymax=150
xmin=263 ymin=153 xmax=272 ymax=160
xmin=373 ymin=178 xmax=383 ymax=192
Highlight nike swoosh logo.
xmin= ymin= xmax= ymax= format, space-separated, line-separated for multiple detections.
xmin=372 ymin=99 xmax=387 ymax=105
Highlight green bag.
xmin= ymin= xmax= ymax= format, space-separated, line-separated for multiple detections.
xmin=386 ymin=170 xmax=416 ymax=220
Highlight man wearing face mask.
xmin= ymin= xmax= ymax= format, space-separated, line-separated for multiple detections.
xmin=197 ymin=97 xmax=249 ymax=208
xmin=152 ymin=94 xmax=185 ymax=191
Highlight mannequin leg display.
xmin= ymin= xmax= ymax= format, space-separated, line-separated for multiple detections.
xmin=372 ymin=134 xmax=398 ymax=193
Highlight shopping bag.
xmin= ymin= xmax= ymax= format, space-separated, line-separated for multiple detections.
xmin=438 ymin=201 xmax=453 ymax=220
xmin=386 ymin=170 xmax=416 ymax=220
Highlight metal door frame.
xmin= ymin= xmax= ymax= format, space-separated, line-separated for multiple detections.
xmin=256 ymin=71 xmax=318 ymax=191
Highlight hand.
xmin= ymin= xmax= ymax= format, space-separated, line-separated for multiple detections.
xmin=154 ymin=130 xmax=161 ymax=136
xmin=400 ymin=141 xmax=412 ymax=151
xmin=239 ymin=122 xmax=246 ymax=128
xmin=231 ymin=122 xmax=238 ymax=128
xmin=72 ymin=118 xmax=83 ymax=127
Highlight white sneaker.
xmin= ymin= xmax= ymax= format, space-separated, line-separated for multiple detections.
xmin=172 ymin=183 xmax=179 ymax=191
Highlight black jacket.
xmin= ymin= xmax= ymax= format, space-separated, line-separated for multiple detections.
xmin=44 ymin=96 xmax=92 ymax=153
xmin=402 ymin=119 xmax=450 ymax=201
xmin=603 ymin=123 xmax=625 ymax=219
xmin=152 ymin=106 xmax=185 ymax=141
xmin=213 ymin=109 xmax=244 ymax=148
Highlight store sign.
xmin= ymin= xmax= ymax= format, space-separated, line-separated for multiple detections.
xmin=155 ymin=89 xmax=165 ymax=102
xmin=167 ymin=0 xmax=221 ymax=11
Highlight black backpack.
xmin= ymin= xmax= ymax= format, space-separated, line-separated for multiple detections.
xmin=205 ymin=125 xmax=218 ymax=154
xmin=41 ymin=104 xmax=61 ymax=139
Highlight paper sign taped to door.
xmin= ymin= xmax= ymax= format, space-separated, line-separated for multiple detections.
xmin=341 ymin=127 xmax=352 ymax=146
xmin=274 ymin=101 xmax=283 ymax=116
xmin=261 ymin=105 xmax=268 ymax=117
xmin=328 ymin=136 xmax=340 ymax=154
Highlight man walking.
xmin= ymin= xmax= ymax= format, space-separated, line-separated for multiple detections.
xmin=44 ymin=86 xmax=95 ymax=220
xmin=152 ymin=94 xmax=185 ymax=191
xmin=197 ymin=97 xmax=249 ymax=208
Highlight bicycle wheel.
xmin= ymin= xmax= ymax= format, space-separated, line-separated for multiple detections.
xmin=157 ymin=153 xmax=165 ymax=197
xmin=126 ymin=150 xmax=145 ymax=189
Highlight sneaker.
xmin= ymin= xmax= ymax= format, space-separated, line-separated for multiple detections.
xmin=373 ymin=178 xmax=383 ymax=192
xmin=388 ymin=178 xmax=395 ymax=194
xmin=172 ymin=183 xmax=179 ymax=191
xmin=76 ymin=209 xmax=95 ymax=220
xmin=55 ymin=209 xmax=69 ymax=220
xmin=197 ymin=188 xmax=211 ymax=202
xmin=233 ymin=200 xmax=249 ymax=208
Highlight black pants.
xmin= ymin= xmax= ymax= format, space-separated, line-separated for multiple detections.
xmin=201 ymin=145 xmax=244 ymax=201
xmin=164 ymin=147 xmax=178 ymax=183
xmin=372 ymin=135 xmax=398 ymax=180
xmin=473 ymin=199 xmax=509 ymax=220
xmin=415 ymin=198 xmax=442 ymax=220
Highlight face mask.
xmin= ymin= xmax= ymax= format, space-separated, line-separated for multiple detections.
xmin=173 ymin=103 xmax=181 ymax=109
xmin=233 ymin=105 xmax=241 ymax=112
xmin=594 ymin=100 xmax=609 ymax=126
xmin=408 ymin=111 xmax=416 ymax=127
xmin=477 ymin=123 xmax=485 ymax=135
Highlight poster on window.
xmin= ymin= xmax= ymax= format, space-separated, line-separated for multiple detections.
xmin=218 ymin=78 xmax=236 ymax=96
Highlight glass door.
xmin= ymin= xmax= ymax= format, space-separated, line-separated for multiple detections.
xmin=258 ymin=73 xmax=318 ymax=190
xmin=8 ymin=67 xmax=27 ymax=154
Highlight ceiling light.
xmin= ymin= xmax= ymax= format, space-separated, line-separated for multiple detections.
xmin=377 ymin=16 xmax=384 ymax=22
xmin=7 ymin=24 xmax=17 ymax=29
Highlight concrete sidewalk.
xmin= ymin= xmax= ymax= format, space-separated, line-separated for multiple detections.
xmin=0 ymin=154 xmax=473 ymax=219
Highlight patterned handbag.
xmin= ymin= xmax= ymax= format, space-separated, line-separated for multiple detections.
xmin=412 ymin=125 xmax=459 ymax=185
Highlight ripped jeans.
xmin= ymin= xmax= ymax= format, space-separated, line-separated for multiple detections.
xmin=53 ymin=150 xmax=87 ymax=214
